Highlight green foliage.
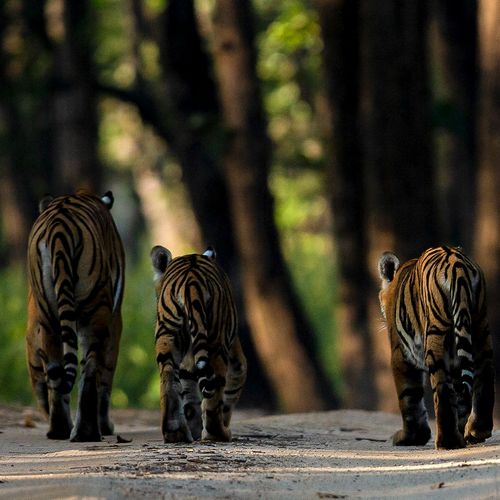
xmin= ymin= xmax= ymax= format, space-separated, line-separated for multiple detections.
xmin=257 ymin=1 xmax=338 ymax=386
xmin=272 ymin=170 xmax=339 ymax=387
xmin=0 ymin=266 xmax=31 ymax=404
xmin=112 ymin=244 xmax=160 ymax=409
xmin=257 ymin=0 xmax=324 ymax=169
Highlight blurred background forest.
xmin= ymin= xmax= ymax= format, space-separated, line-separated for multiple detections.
xmin=1 ymin=0 xmax=500 ymax=416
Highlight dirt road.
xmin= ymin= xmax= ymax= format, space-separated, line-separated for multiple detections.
xmin=1 ymin=407 xmax=499 ymax=499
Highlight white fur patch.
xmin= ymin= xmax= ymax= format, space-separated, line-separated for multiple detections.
xmin=38 ymin=241 xmax=57 ymax=316
xmin=203 ymin=248 xmax=215 ymax=258
xmin=153 ymin=269 xmax=164 ymax=284
xmin=457 ymin=349 xmax=473 ymax=362
xmin=113 ymin=273 xmax=123 ymax=313
xmin=101 ymin=194 xmax=112 ymax=206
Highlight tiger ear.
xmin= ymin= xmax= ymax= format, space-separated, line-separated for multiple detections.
xmin=38 ymin=195 xmax=54 ymax=214
xmin=203 ymin=246 xmax=216 ymax=260
xmin=151 ymin=246 xmax=173 ymax=284
xmin=378 ymin=252 xmax=400 ymax=284
xmin=101 ymin=191 xmax=114 ymax=209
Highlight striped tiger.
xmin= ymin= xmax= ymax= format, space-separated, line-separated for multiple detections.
xmin=26 ymin=190 xmax=125 ymax=442
xmin=378 ymin=246 xmax=494 ymax=449
xmin=151 ymin=246 xmax=247 ymax=443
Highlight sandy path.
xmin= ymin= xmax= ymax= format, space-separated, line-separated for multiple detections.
xmin=1 ymin=408 xmax=500 ymax=499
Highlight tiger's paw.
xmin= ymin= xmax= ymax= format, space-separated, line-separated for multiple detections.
xmin=70 ymin=430 xmax=102 ymax=442
xmin=47 ymin=415 xmax=72 ymax=440
xmin=99 ymin=418 xmax=114 ymax=436
xmin=202 ymin=426 xmax=232 ymax=442
xmin=435 ymin=431 xmax=466 ymax=450
xmin=70 ymin=422 xmax=102 ymax=442
xmin=464 ymin=427 xmax=491 ymax=445
xmin=464 ymin=414 xmax=492 ymax=445
xmin=46 ymin=427 xmax=72 ymax=440
xmin=163 ymin=429 xmax=194 ymax=444
xmin=392 ymin=426 xmax=431 ymax=446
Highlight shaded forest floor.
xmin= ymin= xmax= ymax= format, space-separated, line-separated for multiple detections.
xmin=1 ymin=406 xmax=500 ymax=498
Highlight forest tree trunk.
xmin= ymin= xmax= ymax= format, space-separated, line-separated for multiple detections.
xmin=0 ymin=1 xmax=47 ymax=265
xmin=475 ymin=0 xmax=500 ymax=409
xmin=50 ymin=0 xmax=101 ymax=193
xmin=125 ymin=0 xmax=275 ymax=408
xmin=431 ymin=0 xmax=478 ymax=251
xmin=361 ymin=0 xmax=436 ymax=411
xmin=316 ymin=0 xmax=377 ymax=409
xmin=211 ymin=0 xmax=337 ymax=411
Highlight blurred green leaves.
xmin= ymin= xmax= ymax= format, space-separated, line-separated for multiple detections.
xmin=0 ymin=266 xmax=30 ymax=404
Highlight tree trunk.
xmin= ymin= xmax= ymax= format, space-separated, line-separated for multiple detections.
xmin=124 ymin=0 xmax=274 ymax=408
xmin=211 ymin=0 xmax=336 ymax=411
xmin=50 ymin=0 xmax=101 ymax=193
xmin=315 ymin=0 xmax=377 ymax=409
xmin=0 ymin=1 xmax=47 ymax=265
xmin=475 ymin=0 xmax=500 ymax=409
xmin=361 ymin=0 xmax=436 ymax=411
xmin=430 ymin=0 xmax=478 ymax=251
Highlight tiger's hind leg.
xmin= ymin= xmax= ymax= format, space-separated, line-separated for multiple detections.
xmin=201 ymin=355 xmax=231 ymax=442
xmin=26 ymin=323 xmax=49 ymax=418
xmin=97 ymin=312 xmax=122 ymax=436
xmin=28 ymin=341 xmax=72 ymax=441
xmin=179 ymin=353 xmax=202 ymax=440
xmin=70 ymin=349 xmax=101 ymax=442
xmin=71 ymin=319 xmax=113 ymax=442
xmin=27 ymin=295 xmax=72 ymax=439
xmin=222 ymin=337 xmax=247 ymax=429
xmin=157 ymin=330 xmax=193 ymax=443
xmin=160 ymin=361 xmax=193 ymax=443
xmin=391 ymin=342 xmax=431 ymax=446
xmin=465 ymin=316 xmax=494 ymax=444
xmin=426 ymin=329 xmax=465 ymax=449
xmin=37 ymin=326 xmax=72 ymax=440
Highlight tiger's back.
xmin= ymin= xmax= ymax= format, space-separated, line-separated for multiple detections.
xmin=378 ymin=246 xmax=494 ymax=449
xmin=27 ymin=190 xmax=125 ymax=442
xmin=156 ymin=253 xmax=237 ymax=370
xmin=28 ymin=191 xmax=124 ymax=328
xmin=151 ymin=246 xmax=246 ymax=443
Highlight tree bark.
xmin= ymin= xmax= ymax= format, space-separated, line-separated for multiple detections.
xmin=361 ymin=0 xmax=436 ymax=411
xmin=50 ymin=0 xmax=101 ymax=193
xmin=475 ymin=0 xmax=500 ymax=408
xmin=315 ymin=0 xmax=377 ymax=409
xmin=0 ymin=1 xmax=47 ymax=265
xmin=125 ymin=0 xmax=274 ymax=408
xmin=431 ymin=0 xmax=478 ymax=251
xmin=211 ymin=0 xmax=336 ymax=411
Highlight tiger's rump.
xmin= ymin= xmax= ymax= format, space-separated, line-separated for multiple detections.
xmin=152 ymin=247 xmax=245 ymax=443
xmin=378 ymin=246 xmax=494 ymax=449
xmin=26 ymin=190 xmax=125 ymax=441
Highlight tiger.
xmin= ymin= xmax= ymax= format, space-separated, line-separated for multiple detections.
xmin=151 ymin=245 xmax=247 ymax=443
xmin=26 ymin=189 xmax=125 ymax=442
xmin=378 ymin=245 xmax=494 ymax=449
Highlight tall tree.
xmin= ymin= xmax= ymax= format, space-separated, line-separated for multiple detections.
xmin=103 ymin=0 xmax=274 ymax=408
xmin=362 ymin=0 xmax=437 ymax=411
xmin=318 ymin=0 xmax=436 ymax=410
xmin=431 ymin=0 xmax=478 ymax=251
xmin=475 ymin=0 xmax=500 ymax=406
xmin=0 ymin=0 xmax=50 ymax=265
xmin=315 ymin=0 xmax=377 ymax=409
xmin=50 ymin=0 xmax=101 ymax=193
xmin=211 ymin=0 xmax=336 ymax=411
